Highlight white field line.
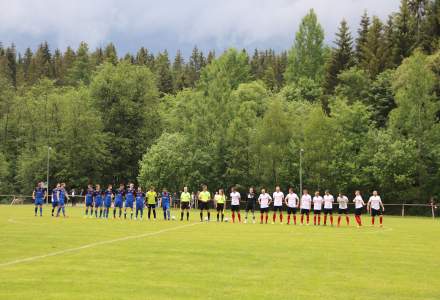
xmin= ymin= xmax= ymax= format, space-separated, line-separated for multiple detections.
xmin=0 ymin=222 xmax=201 ymax=268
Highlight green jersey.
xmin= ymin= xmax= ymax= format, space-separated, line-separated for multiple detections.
xmin=199 ymin=191 xmax=210 ymax=202
xmin=180 ymin=192 xmax=191 ymax=202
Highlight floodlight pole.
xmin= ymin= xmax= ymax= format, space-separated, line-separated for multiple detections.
xmin=299 ymin=148 xmax=304 ymax=196
xmin=46 ymin=146 xmax=51 ymax=204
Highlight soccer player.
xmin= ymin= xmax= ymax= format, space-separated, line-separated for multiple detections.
xmin=84 ymin=184 xmax=94 ymax=218
xmin=353 ymin=190 xmax=365 ymax=227
xmin=230 ymin=187 xmax=241 ymax=223
xmin=113 ymin=184 xmax=125 ymax=218
xmin=103 ymin=184 xmax=114 ymax=219
xmin=124 ymin=183 xmax=135 ymax=219
xmin=33 ymin=181 xmax=46 ymax=216
xmin=51 ymin=183 xmax=60 ymax=216
xmin=258 ymin=188 xmax=272 ymax=224
xmin=161 ymin=188 xmax=172 ymax=220
xmin=272 ymin=186 xmax=284 ymax=224
xmin=323 ymin=190 xmax=334 ymax=226
xmin=215 ymin=188 xmax=226 ymax=222
xmin=312 ymin=191 xmax=323 ymax=225
xmin=337 ymin=193 xmax=350 ymax=226
xmin=284 ymin=187 xmax=299 ymax=225
xmin=198 ymin=185 xmax=211 ymax=222
xmin=93 ymin=184 xmax=104 ymax=218
xmin=135 ymin=187 xmax=145 ymax=220
xmin=244 ymin=187 xmax=257 ymax=224
xmin=56 ymin=183 xmax=69 ymax=217
xmin=146 ymin=186 xmax=157 ymax=220
xmin=367 ymin=190 xmax=385 ymax=227
xmin=180 ymin=186 xmax=191 ymax=221
xmin=300 ymin=189 xmax=312 ymax=225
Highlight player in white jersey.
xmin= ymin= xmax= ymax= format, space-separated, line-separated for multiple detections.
xmin=300 ymin=189 xmax=312 ymax=225
xmin=272 ymin=186 xmax=284 ymax=224
xmin=367 ymin=190 xmax=385 ymax=226
xmin=258 ymin=188 xmax=272 ymax=224
xmin=284 ymin=187 xmax=299 ymax=225
xmin=312 ymin=191 xmax=323 ymax=226
xmin=230 ymin=187 xmax=241 ymax=223
xmin=337 ymin=193 xmax=350 ymax=226
xmin=353 ymin=190 xmax=366 ymax=227
xmin=323 ymin=190 xmax=334 ymax=226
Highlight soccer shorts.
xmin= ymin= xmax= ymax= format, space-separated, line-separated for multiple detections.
xmin=300 ymin=208 xmax=310 ymax=215
xmin=260 ymin=207 xmax=269 ymax=213
xmin=35 ymin=199 xmax=43 ymax=205
xmin=199 ymin=201 xmax=209 ymax=210
xmin=287 ymin=207 xmax=297 ymax=214
xmin=114 ymin=200 xmax=123 ymax=208
xmin=104 ymin=202 xmax=112 ymax=208
xmin=162 ymin=203 xmax=170 ymax=210
xmin=355 ymin=208 xmax=363 ymax=216
xmin=323 ymin=208 xmax=333 ymax=215
xmin=94 ymin=200 xmax=103 ymax=207
xmin=58 ymin=201 xmax=65 ymax=207
xmin=338 ymin=208 xmax=348 ymax=214
xmin=85 ymin=200 xmax=93 ymax=207
xmin=181 ymin=202 xmax=190 ymax=210
xmin=245 ymin=203 xmax=255 ymax=212
xmin=231 ymin=205 xmax=240 ymax=212
xmin=216 ymin=203 xmax=224 ymax=211
xmin=371 ymin=208 xmax=382 ymax=216
xmin=51 ymin=201 xmax=58 ymax=208
xmin=313 ymin=209 xmax=321 ymax=215
xmin=125 ymin=201 xmax=134 ymax=208
xmin=147 ymin=203 xmax=156 ymax=209
xmin=273 ymin=205 xmax=283 ymax=212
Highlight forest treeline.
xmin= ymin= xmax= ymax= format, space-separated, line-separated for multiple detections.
xmin=0 ymin=0 xmax=440 ymax=204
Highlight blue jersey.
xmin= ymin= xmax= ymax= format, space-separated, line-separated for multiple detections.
xmin=104 ymin=189 xmax=113 ymax=207
xmin=126 ymin=188 xmax=135 ymax=203
xmin=136 ymin=192 xmax=145 ymax=206
xmin=94 ymin=190 xmax=103 ymax=206
xmin=85 ymin=188 xmax=94 ymax=204
xmin=161 ymin=192 xmax=170 ymax=206
xmin=115 ymin=189 xmax=125 ymax=203
xmin=58 ymin=188 xmax=66 ymax=203
xmin=52 ymin=188 xmax=58 ymax=202
xmin=35 ymin=187 xmax=45 ymax=201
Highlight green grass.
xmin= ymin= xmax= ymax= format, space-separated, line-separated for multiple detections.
xmin=0 ymin=206 xmax=439 ymax=300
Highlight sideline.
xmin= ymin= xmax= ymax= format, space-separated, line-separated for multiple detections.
xmin=0 ymin=222 xmax=201 ymax=268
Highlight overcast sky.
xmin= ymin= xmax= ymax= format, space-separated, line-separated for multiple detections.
xmin=0 ymin=0 xmax=400 ymax=57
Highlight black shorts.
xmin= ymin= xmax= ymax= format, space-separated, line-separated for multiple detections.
xmin=260 ymin=207 xmax=269 ymax=213
xmin=147 ymin=204 xmax=156 ymax=209
xmin=355 ymin=208 xmax=363 ymax=216
xmin=273 ymin=206 xmax=283 ymax=212
xmin=199 ymin=201 xmax=210 ymax=210
xmin=324 ymin=208 xmax=333 ymax=215
xmin=231 ymin=205 xmax=240 ymax=212
xmin=216 ymin=203 xmax=224 ymax=211
xmin=245 ymin=203 xmax=255 ymax=212
xmin=300 ymin=208 xmax=310 ymax=215
xmin=371 ymin=208 xmax=382 ymax=216
xmin=338 ymin=208 xmax=348 ymax=214
xmin=181 ymin=202 xmax=190 ymax=210
xmin=287 ymin=207 xmax=297 ymax=214
xmin=314 ymin=210 xmax=321 ymax=215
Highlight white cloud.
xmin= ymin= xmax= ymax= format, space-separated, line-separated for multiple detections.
xmin=0 ymin=0 xmax=400 ymax=54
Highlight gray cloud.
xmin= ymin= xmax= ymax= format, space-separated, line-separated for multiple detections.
xmin=0 ymin=0 xmax=400 ymax=56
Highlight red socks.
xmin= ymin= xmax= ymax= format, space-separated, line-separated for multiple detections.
xmin=232 ymin=212 xmax=235 ymax=223
xmin=372 ymin=217 xmax=375 ymax=225
xmin=287 ymin=215 xmax=291 ymax=224
xmin=238 ymin=213 xmax=241 ymax=222
xmin=318 ymin=215 xmax=321 ymax=225
xmin=280 ymin=213 xmax=283 ymax=223
xmin=293 ymin=215 xmax=297 ymax=225
xmin=346 ymin=216 xmax=349 ymax=225
xmin=324 ymin=215 xmax=327 ymax=225
xmin=306 ymin=215 xmax=309 ymax=224
xmin=260 ymin=214 xmax=263 ymax=223
xmin=380 ymin=216 xmax=383 ymax=225
xmin=330 ymin=216 xmax=333 ymax=225
xmin=301 ymin=215 xmax=304 ymax=224
xmin=314 ymin=215 xmax=317 ymax=225
xmin=273 ymin=214 xmax=276 ymax=222
xmin=338 ymin=216 xmax=341 ymax=226
xmin=265 ymin=214 xmax=268 ymax=224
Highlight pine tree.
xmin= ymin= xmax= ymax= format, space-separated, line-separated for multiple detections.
xmin=356 ymin=11 xmax=370 ymax=64
xmin=62 ymin=47 xmax=76 ymax=79
xmin=172 ymin=50 xmax=186 ymax=91
xmin=420 ymin=0 xmax=440 ymax=52
xmin=22 ymin=48 xmax=33 ymax=83
xmin=91 ymin=47 xmax=103 ymax=67
xmin=52 ymin=49 xmax=63 ymax=85
xmin=104 ymin=43 xmax=118 ymax=65
xmin=361 ymin=16 xmax=386 ymax=78
xmin=393 ymin=0 xmax=416 ymax=65
xmin=67 ymin=42 xmax=92 ymax=85
xmin=155 ymin=50 xmax=174 ymax=95
xmin=136 ymin=47 xmax=149 ymax=65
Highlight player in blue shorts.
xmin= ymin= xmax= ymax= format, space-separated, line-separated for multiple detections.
xmin=84 ymin=184 xmax=94 ymax=217
xmin=32 ymin=181 xmax=46 ymax=216
xmin=56 ymin=183 xmax=69 ymax=217
xmin=93 ymin=184 xmax=104 ymax=218
xmin=103 ymin=184 xmax=114 ymax=219
xmin=124 ymin=183 xmax=135 ymax=219
xmin=160 ymin=188 xmax=172 ymax=220
xmin=51 ymin=183 xmax=60 ymax=216
xmin=113 ymin=184 xmax=125 ymax=218
xmin=135 ymin=187 xmax=145 ymax=220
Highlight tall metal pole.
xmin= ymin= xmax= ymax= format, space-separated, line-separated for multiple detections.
xmin=299 ymin=149 xmax=304 ymax=196
xmin=46 ymin=146 xmax=51 ymax=204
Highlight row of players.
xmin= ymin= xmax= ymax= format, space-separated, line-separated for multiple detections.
xmin=32 ymin=182 xmax=385 ymax=227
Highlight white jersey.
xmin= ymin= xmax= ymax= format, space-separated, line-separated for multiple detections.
xmin=323 ymin=194 xmax=334 ymax=209
xmin=368 ymin=195 xmax=382 ymax=210
xmin=286 ymin=193 xmax=299 ymax=208
xmin=353 ymin=195 xmax=364 ymax=208
xmin=312 ymin=196 xmax=323 ymax=210
xmin=230 ymin=191 xmax=241 ymax=206
xmin=273 ymin=191 xmax=284 ymax=206
xmin=258 ymin=193 xmax=272 ymax=208
xmin=300 ymin=194 xmax=312 ymax=210
xmin=337 ymin=196 xmax=349 ymax=209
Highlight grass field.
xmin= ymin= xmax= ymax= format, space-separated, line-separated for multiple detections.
xmin=0 ymin=206 xmax=439 ymax=300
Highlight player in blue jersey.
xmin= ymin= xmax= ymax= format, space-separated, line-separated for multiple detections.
xmin=113 ymin=184 xmax=125 ymax=218
xmin=51 ymin=183 xmax=60 ymax=216
xmin=135 ymin=187 xmax=145 ymax=220
xmin=93 ymin=184 xmax=104 ymax=218
xmin=124 ymin=183 xmax=135 ymax=219
xmin=56 ymin=183 xmax=69 ymax=217
xmin=103 ymin=184 xmax=114 ymax=219
xmin=32 ymin=181 xmax=47 ymax=216
xmin=84 ymin=184 xmax=94 ymax=218
xmin=160 ymin=188 xmax=172 ymax=220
